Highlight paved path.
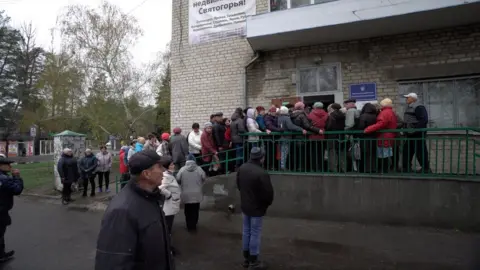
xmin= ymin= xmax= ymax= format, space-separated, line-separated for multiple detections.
xmin=1 ymin=197 xmax=479 ymax=269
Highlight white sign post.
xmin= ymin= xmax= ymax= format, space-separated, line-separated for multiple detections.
xmin=189 ymin=0 xmax=256 ymax=44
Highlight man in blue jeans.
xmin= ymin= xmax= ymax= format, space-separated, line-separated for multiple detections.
xmin=237 ymin=147 xmax=274 ymax=269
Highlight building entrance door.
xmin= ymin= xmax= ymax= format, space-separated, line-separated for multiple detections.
xmin=303 ymin=94 xmax=338 ymax=112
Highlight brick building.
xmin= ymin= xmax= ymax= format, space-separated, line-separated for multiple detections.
xmin=171 ymin=0 xmax=480 ymax=131
xmin=171 ymin=0 xmax=480 ymax=175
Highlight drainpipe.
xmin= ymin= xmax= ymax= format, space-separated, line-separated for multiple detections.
xmin=243 ymin=52 xmax=260 ymax=108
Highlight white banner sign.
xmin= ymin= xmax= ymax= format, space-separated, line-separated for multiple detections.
xmin=189 ymin=0 xmax=256 ymax=45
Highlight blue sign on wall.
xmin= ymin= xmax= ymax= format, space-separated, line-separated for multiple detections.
xmin=349 ymin=83 xmax=377 ymax=101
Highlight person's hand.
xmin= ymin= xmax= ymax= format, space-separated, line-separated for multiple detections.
xmin=319 ymin=129 xmax=324 ymax=134
xmin=266 ymin=129 xmax=271 ymax=135
xmin=302 ymin=129 xmax=307 ymax=135
xmin=11 ymin=169 xmax=20 ymax=176
xmin=229 ymin=142 xmax=232 ymax=148
xmin=218 ymin=147 xmax=224 ymax=151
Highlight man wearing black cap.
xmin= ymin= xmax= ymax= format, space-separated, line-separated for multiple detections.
xmin=95 ymin=150 xmax=174 ymax=270
xmin=236 ymin=147 xmax=274 ymax=270
xmin=0 ymin=155 xmax=23 ymax=262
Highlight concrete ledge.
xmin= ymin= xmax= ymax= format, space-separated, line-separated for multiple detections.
xmin=201 ymin=173 xmax=480 ymax=231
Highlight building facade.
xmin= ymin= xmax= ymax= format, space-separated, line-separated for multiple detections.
xmin=171 ymin=0 xmax=480 ymax=131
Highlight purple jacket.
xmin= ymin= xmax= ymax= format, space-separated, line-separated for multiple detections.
xmin=264 ymin=114 xmax=281 ymax=132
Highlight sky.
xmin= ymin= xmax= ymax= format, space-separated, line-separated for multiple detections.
xmin=1 ymin=0 xmax=172 ymax=65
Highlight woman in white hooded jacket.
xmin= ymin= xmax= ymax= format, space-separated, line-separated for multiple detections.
xmin=246 ymin=108 xmax=270 ymax=144
xmin=158 ymin=157 xmax=181 ymax=255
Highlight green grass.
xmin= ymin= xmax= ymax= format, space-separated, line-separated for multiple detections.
xmin=13 ymin=158 xmax=120 ymax=191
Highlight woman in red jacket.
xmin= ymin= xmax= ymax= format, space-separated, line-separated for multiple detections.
xmin=364 ymin=98 xmax=398 ymax=173
xmin=201 ymin=122 xmax=218 ymax=176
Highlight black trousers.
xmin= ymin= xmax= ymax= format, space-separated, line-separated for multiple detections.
xmin=97 ymin=171 xmax=110 ymax=189
xmin=402 ymin=134 xmax=430 ymax=171
xmin=165 ymin=215 xmax=175 ymax=235
xmin=184 ymin=203 xmax=200 ymax=231
xmin=0 ymin=223 xmax=6 ymax=254
xmin=82 ymin=175 xmax=96 ymax=195
xmin=62 ymin=182 xmax=72 ymax=200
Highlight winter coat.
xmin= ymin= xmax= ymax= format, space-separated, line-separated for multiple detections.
xmin=144 ymin=140 xmax=159 ymax=152
xmin=236 ymin=160 xmax=274 ymax=217
xmin=308 ymin=109 xmax=328 ymax=139
xmin=230 ymin=112 xmax=246 ymax=144
xmin=225 ymin=126 xmax=231 ymax=142
xmin=135 ymin=142 xmax=144 ymax=152
xmin=156 ymin=141 xmax=171 ymax=158
xmin=79 ymin=154 xmax=98 ymax=177
xmin=200 ymin=130 xmax=217 ymax=162
xmin=187 ymin=130 xmax=202 ymax=154
xmin=159 ymin=171 xmax=181 ymax=216
xmin=57 ymin=154 xmax=79 ymax=184
xmin=264 ymin=114 xmax=281 ymax=132
xmin=345 ymin=107 xmax=360 ymax=130
xmin=95 ymin=180 xmax=174 ymax=270
xmin=356 ymin=103 xmax=378 ymax=140
xmin=256 ymin=115 xmax=266 ymax=131
xmin=213 ymin=122 xmax=227 ymax=148
xmin=277 ymin=114 xmax=303 ymax=139
xmin=96 ymin=152 xmax=112 ymax=172
xmin=246 ymin=108 xmax=262 ymax=142
xmin=0 ymin=171 xmax=23 ymax=226
xmin=291 ymin=110 xmax=321 ymax=134
xmin=169 ymin=134 xmax=189 ymax=165
xmin=325 ymin=110 xmax=346 ymax=149
xmin=119 ymin=149 xmax=128 ymax=174
xmin=364 ymin=107 xmax=398 ymax=147
xmin=127 ymin=146 xmax=136 ymax=162
xmin=176 ymin=160 xmax=206 ymax=204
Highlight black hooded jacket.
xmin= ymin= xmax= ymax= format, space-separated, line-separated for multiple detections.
xmin=230 ymin=110 xmax=246 ymax=144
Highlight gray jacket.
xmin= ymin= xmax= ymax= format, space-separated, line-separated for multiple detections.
xmin=230 ymin=112 xmax=246 ymax=144
xmin=277 ymin=114 xmax=303 ymax=139
xmin=176 ymin=160 xmax=206 ymax=204
xmin=345 ymin=108 xmax=360 ymax=130
xmin=169 ymin=134 xmax=189 ymax=164
xmin=95 ymin=152 xmax=112 ymax=172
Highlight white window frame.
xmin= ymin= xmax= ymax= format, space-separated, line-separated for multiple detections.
xmin=270 ymin=0 xmax=338 ymax=11
xmin=397 ymin=75 xmax=480 ymax=134
xmin=296 ymin=63 xmax=343 ymax=104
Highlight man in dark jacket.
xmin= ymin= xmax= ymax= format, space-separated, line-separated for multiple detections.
xmin=0 ymin=155 xmax=23 ymax=262
xmin=263 ymin=107 xmax=282 ymax=170
xmin=402 ymin=92 xmax=431 ymax=173
xmin=169 ymin=127 xmax=189 ymax=171
xmin=231 ymin=108 xmax=246 ymax=169
xmin=95 ymin=150 xmax=174 ymax=270
xmin=237 ymin=147 xmax=274 ymax=270
xmin=212 ymin=112 xmax=227 ymax=172
xmin=78 ymin=149 xmax=98 ymax=197
xmin=57 ymin=148 xmax=79 ymax=205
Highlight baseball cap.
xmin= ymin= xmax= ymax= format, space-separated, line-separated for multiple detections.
xmin=128 ymin=150 xmax=169 ymax=175
xmin=403 ymin=93 xmax=418 ymax=99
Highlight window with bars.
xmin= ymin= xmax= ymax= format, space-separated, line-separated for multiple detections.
xmin=270 ymin=0 xmax=339 ymax=12
xmin=397 ymin=77 xmax=480 ymax=128
xmin=297 ymin=64 xmax=341 ymax=95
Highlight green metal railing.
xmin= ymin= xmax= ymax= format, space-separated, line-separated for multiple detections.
xmin=240 ymin=127 xmax=480 ymax=180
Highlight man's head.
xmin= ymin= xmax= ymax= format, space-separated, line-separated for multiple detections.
xmin=250 ymin=147 xmax=265 ymax=164
xmin=343 ymin=99 xmax=356 ymax=109
xmin=63 ymin=148 xmax=73 ymax=156
xmin=0 ymin=156 xmax=14 ymax=172
xmin=128 ymin=150 xmax=169 ymax=188
xmin=130 ymin=141 xmax=136 ymax=147
xmin=85 ymin=148 xmax=92 ymax=156
xmin=192 ymin=123 xmax=200 ymax=132
xmin=147 ymin=133 xmax=157 ymax=142
xmin=173 ymin=127 xmax=182 ymax=135
xmin=403 ymin=93 xmax=418 ymax=105
xmin=204 ymin=122 xmax=213 ymax=133
xmin=214 ymin=112 xmax=223 ymax=122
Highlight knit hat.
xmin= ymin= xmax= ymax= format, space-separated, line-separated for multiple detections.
xmin=313 ymin=102 xmax=324 ymax=109
xmin=161 ymin=133 xmax=170 ymax=141
xmin=268 ymin=107 xmax=276 ymax=113
xmin=250 ymin=147 xmax=265 ymax=160
xmin=278 ymin=106 xmax=289 ymax=115
xmin=294 ymin=102 xmax=305 ymax=110
xmin=380 ymin=98 xmax=393 ymax=107
xmin=204 ymin=122 xmax=213 ymax=128
xmin=256 ymin=106 xmax=265 ymax=113
xmin=187 ymin=153 xmax=196 ymax=161
xmin=173 ymin=127 xmax=182 ymax=134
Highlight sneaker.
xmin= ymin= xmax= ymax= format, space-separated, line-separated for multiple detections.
xmin=62 ymin=198 xmax=69 ymax=205
xmin=0 ymin=250 xmax=15 ymax=262
xmin=98 ymin=188 xmax=103 ymax=193
xmin=105 ymin=189 xmax=110 ymax=193
xmin=249 ymin=260 xmax=268 ymax=270
xmin=242 ymin=251 xmax=250 ymax=268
